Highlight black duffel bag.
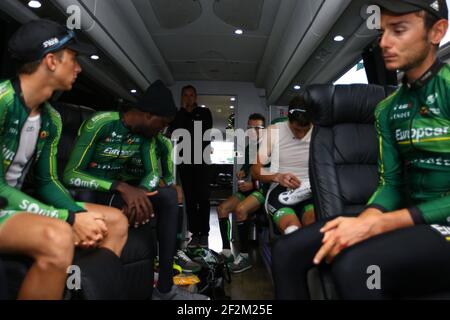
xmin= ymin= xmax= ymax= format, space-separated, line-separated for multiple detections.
xmin=189 ymin=248 xmax=231 ymax=300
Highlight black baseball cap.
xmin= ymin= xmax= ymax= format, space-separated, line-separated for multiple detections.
xmin=373 ymin=0 xmax=448 ymax=20
xmin=136 ymin=80 xmax=177 ymax=118
xmin=8 ymin=19 xmax=96 ymax=63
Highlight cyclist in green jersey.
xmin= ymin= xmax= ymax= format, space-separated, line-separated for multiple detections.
xmin=63 ymin=81 xmax=208 ymax=300
xmin=0 ymin=19 xmax=128 ymax=300
xmin=217 ymin=114 xmax=267 ymax=273
xmin=273 ymin=0 xmax=450 ymax=299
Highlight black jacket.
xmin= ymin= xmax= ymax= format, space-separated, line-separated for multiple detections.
xmin=168 ymin=105 xmax=213 ymax=165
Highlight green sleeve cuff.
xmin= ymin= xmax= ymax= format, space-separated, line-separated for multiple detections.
xmin=110 ymin=181 xmax=121 ymax=193
xmin=408 ymin=207 xmax=426 ymax=225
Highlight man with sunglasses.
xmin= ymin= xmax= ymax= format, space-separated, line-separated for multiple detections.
xmin=252 ymin=96 xmax=315 ymax=236
xmin=217 ymin=113 xmax=267 ymax=273
xmin=0 ymin=19 xmax=128 ymax=299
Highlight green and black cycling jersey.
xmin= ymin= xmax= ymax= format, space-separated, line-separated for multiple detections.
xmin=63 ymin=111 xmax=173 ymax=192
xmin=0 ymin=79 xmax=84 ymax=224
xmin=368 ymin=60 xmax=450 ymax=225
xmin=121 ymin=138 xmax=174 ymax=186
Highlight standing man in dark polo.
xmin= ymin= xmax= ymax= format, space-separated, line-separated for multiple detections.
xmin=169 ymin=85 xmax=213 ymax=248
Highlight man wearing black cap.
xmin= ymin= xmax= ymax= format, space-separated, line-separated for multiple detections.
xmin=0 ymin=19 xmax=128 ymax=299
xmin=63 ymin=80 xmax=208 ymax=300
xmin=273 ymin=0 xmax=450 ymax=299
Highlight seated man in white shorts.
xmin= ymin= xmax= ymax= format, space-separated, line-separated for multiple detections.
xmin=217 ymin=114 xmax=267 ymax=273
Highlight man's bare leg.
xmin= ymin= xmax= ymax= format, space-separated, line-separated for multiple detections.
xmin=235 ymin=195 xmax=262 ymax=254
xmin=217 ymin=195 xmax=241 ymax=251
xmin=217 ymin=196 xmax=241 ymax=219
xmin=235 ymin=195 xmax=261 ymax=222
xmin=302 ymin=209 xmax=316 ymax=227
xmin=83 ymin=204 xmax=128 ymax=257
xmin=0 ymin=214 xmax=74 ymax=300
xmin=277 ymin=214 xmax=302 ymax=234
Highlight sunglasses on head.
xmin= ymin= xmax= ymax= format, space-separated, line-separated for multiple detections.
xmin=247 ymin=125 xmax=265 ymax=130
xmin=289 ymin=108 xmax=306 ymax=114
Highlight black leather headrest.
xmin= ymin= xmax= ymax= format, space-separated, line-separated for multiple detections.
xmin=52 ymin=102 xmax=95 ymax=125
xmin=304 ymin=84 xmax=397 ymax=126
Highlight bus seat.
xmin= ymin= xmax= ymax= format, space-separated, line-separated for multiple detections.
xmin=305 ymin=83 xmax=394 ymax=299
xmin=307 ymin=84 xmax=395 ymax=221
xmin=0 ymin=258 xmax=6 ymax=300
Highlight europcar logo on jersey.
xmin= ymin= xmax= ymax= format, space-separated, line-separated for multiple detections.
xmin=395 ymin=127 xmax=450 ymax=143
xmin=103 ymin=147 xmax=134 ymax=157
xmin=40 ymin=131 xmax=49 ymax=139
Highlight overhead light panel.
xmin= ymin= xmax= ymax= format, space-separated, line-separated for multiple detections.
xmin=90 ymin=55 xmax=100 ymax=61
xmin=28 ymin=1 xmax=42 ymax=8
xmin=293 ymin=85 xmax=301 ymax=90
xmin=235 ymin=29 xmax=243 ymax=35
xmin=131 ymin=89 xmax=137 ymax=94
xmin=334 ymin=35 xmax=345 ymax=42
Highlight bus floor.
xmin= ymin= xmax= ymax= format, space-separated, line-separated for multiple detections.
xmin=208 ymin=207 xmax=274 ymax=300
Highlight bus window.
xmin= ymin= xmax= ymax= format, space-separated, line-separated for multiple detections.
xmin=333 ymin=59 xmax=368 ymax=85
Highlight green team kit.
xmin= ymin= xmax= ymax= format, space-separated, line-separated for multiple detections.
xmin=0 ymin=80 xmax=84 ymax=225
xmin=368 ymin=61 xmax=450 ymax=225
xmin=4 ymin=62 xmax=450 ymax=226
xmin=63 ymin=111 xmax=174 ymax=193
xmin=234 ymin=144 xmax=267 ymax=205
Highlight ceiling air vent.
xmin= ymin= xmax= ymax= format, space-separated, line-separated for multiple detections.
xmin=213 ymin=0 xmax=264 ymax=31
xmin=149 ymin=0 xmax=202 ymax=29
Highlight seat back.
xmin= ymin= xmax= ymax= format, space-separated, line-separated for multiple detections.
xmin=52 ymin=102 xmax=96 ymax=177
xmin=305 ymin=84 xmax=396 ymax=220
xmin=0 ymin=259 xmax=7 ymax=300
